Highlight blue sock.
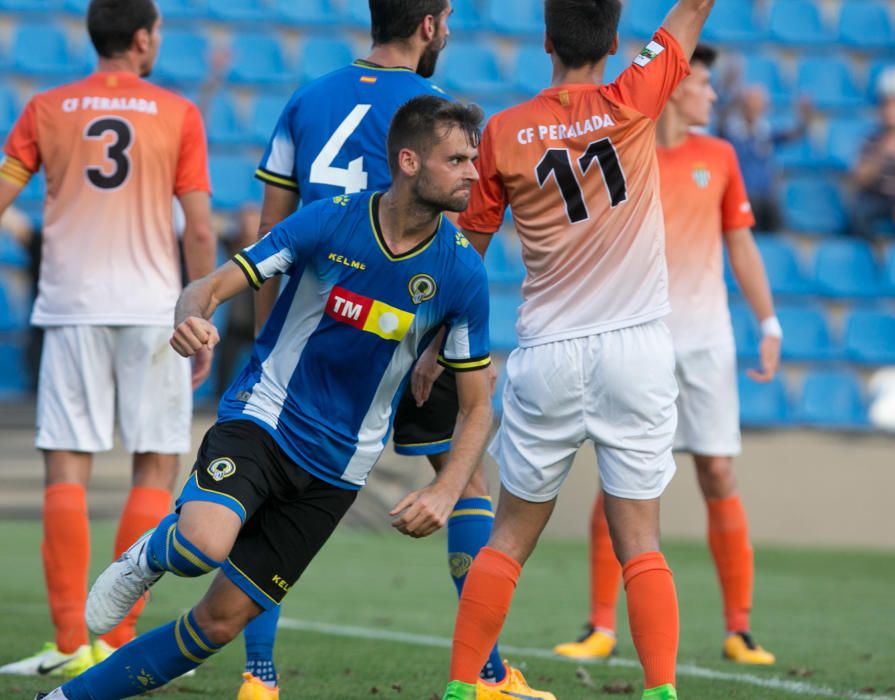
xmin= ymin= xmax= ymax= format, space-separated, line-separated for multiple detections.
xmin=146 ymin=513 xmax=222 ymax=577
xmin=448 ymin=497 xmax=505 ymax=683
xmin=244 ymin=606 xmax=280 ymax=685
xmin=62 ymin=609 xmax=222 ymax=699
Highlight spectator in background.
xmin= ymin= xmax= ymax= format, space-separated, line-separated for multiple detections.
xmin=851 ymin=68 xmax=895 ymax=238
xmin=718 ymin=81 xmax=812 ymax=232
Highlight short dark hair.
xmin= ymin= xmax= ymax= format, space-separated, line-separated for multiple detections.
xmin=369 ymin=0 xmax=448 ymax=45
xmin=691 ymin=44 xmax=718 ymax=69
xmin=387 ymin=96 xmax=484 ymax=176
xmin=87 ymin=0 xmax=158 ymax=58
xmin=546 ymin=0 xmax=622 ymax=69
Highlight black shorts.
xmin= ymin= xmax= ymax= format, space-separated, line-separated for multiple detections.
xmin=392 ymin=370 xmax=458 ymax=456
xmin=178 ymin=420 xmax=357 ymax=609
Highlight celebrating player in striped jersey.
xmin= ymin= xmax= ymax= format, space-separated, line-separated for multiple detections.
xmin=36 ymin=95 xmax=493 ymax=700
xmin=554 ymin=44 xmax=780 ymax=667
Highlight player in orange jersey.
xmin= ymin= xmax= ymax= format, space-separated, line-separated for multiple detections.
xmin=0 ymin=0 xmax=215 ymax=679
xmin=554 ymin=44 xmax=780 ymax=667
xmin=440 ymin=2 xmax=716 ymax=699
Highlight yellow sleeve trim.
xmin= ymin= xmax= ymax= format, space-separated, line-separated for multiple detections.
xmin=0 ymin=156 xmax=33 ymax=187
xmin=233 ymin=253 xmax=262 ymax=290
xmin=438 ymin=355 xmax=492 ymax=371
xmin=255 ymin=168 xmax=299 ymax=191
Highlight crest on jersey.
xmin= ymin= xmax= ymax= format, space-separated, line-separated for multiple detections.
xmin=207 ymin=458 xmax=236 ymax=482
xmin=408 ymin=274 xmax=437 ymax=305
xmin=634 ymin=40 xmax=665 ymax=67
xmin=692 ymin=164 xmax=711 ymax=189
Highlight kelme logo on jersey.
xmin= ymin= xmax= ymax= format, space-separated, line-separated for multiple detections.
xmin=326 ymin=286 xmax=415 ymax=341
xmin=207 ymin=458 xmax=236 ymax=482
xmin=692 ymin=163 xmax=711 ymax=188
xmin=408 ymin=274 xmax=437 ymax=304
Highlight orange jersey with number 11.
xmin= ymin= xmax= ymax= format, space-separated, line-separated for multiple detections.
xmin=459 ymin=28 xmax=690 ymax=347
xmin=1 ymin=72 xmax=210 ymax=326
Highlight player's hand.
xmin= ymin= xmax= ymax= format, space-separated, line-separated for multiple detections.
xmin=171 ymin=316 xmax=220 ymax=358
xmin=411 ymin=347 xmax=444 ymax=407
xmin=190 ymin=346 xmax=214 ymax=389
xmin=747 ymin=335 xmax=781 ymax=383
xmin=389 ymin=483 xmax=457 ymax=538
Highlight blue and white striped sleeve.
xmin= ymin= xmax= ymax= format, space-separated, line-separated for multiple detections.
xmin=439 ymin=262 xmax=491 ymax=372
xmin=255 ymin=95 xmax=299 ymax=192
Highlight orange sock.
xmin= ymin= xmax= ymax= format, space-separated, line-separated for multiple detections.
xmin=623 ymin=551 xmax=678 ymax=689
xmin=706 ymin=495 xmax=753 ymax=633
xmin=589 ymin=492 xmax=622 ymax=631
xmin=100 ymin=486 xmax=172 ymax=648
xmin=449 ymin=547 xmax=521 ymax=684
xmin=42 ymin=483 xmax=90 ymax=653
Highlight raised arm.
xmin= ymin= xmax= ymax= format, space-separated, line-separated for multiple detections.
xmin=662 ymin=0 xmax=715 ymax=59
xmin=253 ymin=184 xmax=299 ymax=335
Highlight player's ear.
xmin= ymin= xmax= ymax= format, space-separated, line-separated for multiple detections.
xmin=544 ymin=33 xmax=553 ymax=56
xmin=609 ymin=32 xmax=619 ymax=56
xmin=132 ymin=27 xmax=150 ymax=54
xmin=420 ymin=13 xmax=437 ymax=42
xmin=398 ymin=148 xmax=420 ymax=177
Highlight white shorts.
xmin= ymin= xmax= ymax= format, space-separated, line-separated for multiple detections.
xmin=36 ymin=325 xmax=192 ymax=454
xmin=673 ymin=341 xmax=741 ymax=456
xmin=490 ymin=320 xmax=678 ymax=502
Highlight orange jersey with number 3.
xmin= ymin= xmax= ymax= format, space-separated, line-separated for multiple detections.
xmin=1 ymin=72 xmax=210 ymax=326
xmin=459 ymin=29 xmax=690 ymax=346
xmin=658 ymin=133 xmax=755 ymax=351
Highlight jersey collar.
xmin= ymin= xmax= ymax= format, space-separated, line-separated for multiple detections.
xmin=369 ymin=192 xmax=441 ymax=262
xmin=353 ymin=59 xmax=415 ymax=73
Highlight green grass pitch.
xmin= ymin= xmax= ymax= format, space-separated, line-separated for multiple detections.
xmin=0 ymin=521 xmax=892 ymax=699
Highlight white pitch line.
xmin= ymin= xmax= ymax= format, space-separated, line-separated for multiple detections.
xmin=278 ymin=617 xmax=891 ymax=700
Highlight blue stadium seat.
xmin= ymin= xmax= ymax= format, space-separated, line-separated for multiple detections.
xmin=343 ymin=0 xmax=369 ymax=27
xmin=0 ymin=86 xmax=18 ymax=136
xmin=484 ymin=236 xmax=525 ymax=286
xmin=277 ymin=0 xmax=336 ymax=26
xmin=776 ymin=135 xmax=818 ymax=171
xmin=730 ymin=301 xmax=759 ymax=360
xmin=825 ymin=116 xmax=875 ymax=171
xmin=489 ymin=288 xmax=521 ymax=351
xmin=795 ymin=369 xmax=868 ymax=429
xmin=813 ymin=239 xmax=883 ymax=298
xmin=206 ymin=93 xmax=247 ymax=146
xmin=0 ymin=230 xmax=30 ymax=269
xmin=439 ymin=43 xmax=507 ymax=96
xmin=866 ymin=59 xmax=895 ymax=102
xmin=838 ymin=1 xmax=895 ymax=50
xmin=153 ymin=30 xmax=209 ymax=84
xmin=776 ymin=304 xmax=838 ymax=361
xmin=623 ymin=0 xmax=671 ymax=39
xmin=63 ymin=0 xmax=88 ymax=13
xmin=248 ymin=92 xmax=291 ymax=145
xmin=156 ymin=0 xmax=209 ymax=19
xmin=703 ymin=0 xmax=765 ymax=43
xmin=844 ymin=309 xmax=895 ymax=365
xmin=0 ymin=277 xmax=29 ymax=331
xmin=604 ymin=51 xmax=629 ymax=83
xmin=228 ymin=32 xmax=291 ymax=85
xmin=768 ymin=0 xmax=832 ymax=45
xmin=210 ymin=155 xmax=263 ymax=210
xmin=0 ymin=0 xmax=63 ymax=10
xmin=513 ymin=44 xmax=552 ymax=96
xmin=446 ymin=0 xmax=483 ymax=31
xmin=484 ymin=0 xmax=543 ymax=36
xmin=296 ymin=38 xmax=354 ymax=85
xmin=0 ymin=342 xmax=29 ymax=397
xmin=783 ymin=177 xmax=847 ymax=235
xmin=12 ymin=24 xmax=82 ymax=77
xmin=738 ymin=372 xmax=790 ymax=427
xmin=754 ymin=236 xmax=813 ymax=295
xmin=742 ymin=54 xmax=791 ymax=106
xmin=208 ymin=0 xmax=271 ymax=22
xmin=885 ymin=245 xmax=895 ymax=294
xmin=795 ymin=57 xmax=864 ymax=111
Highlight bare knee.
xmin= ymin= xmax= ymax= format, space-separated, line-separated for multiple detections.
xmin=176 ymin=502 xmax=242 ymax=563
xmin=693 ymin=455 xmax=736 ymax=500
xmin=603 ymin=493 xmax=661 ymax=565
xmin=192 ymin=600 xmax=259 ymax=646
xmin=132 ymin=452 xmax=179 ymax=491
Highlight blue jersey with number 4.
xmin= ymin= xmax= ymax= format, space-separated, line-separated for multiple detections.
xmin=256 ymin=61 xmax=445 ymax=203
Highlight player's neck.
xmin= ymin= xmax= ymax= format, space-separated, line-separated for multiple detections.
xmin=551 ymin=59 xmax=606 ymax=88
xmin=364 ymin=44 xmax=418 ymax=72
xmin=378 ymin=190 xmax=440 ymax=254
xmin=656 ymin=111 xmax=690 ymax=148
xmin=96 ymin=55 xmax=143 ymax=76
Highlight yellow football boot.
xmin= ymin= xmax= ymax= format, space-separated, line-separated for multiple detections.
xmin=723 ymin=631 xmax=776 ymax=665
xmin=476 ymin=663 xmax=556 ymax=699
xmin=237 ymin=672 xmax=280 ymax=700
xmin=553 ymin=626 xmax=617 ymax=659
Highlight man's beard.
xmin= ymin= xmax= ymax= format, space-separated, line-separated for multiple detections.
xmin=413 ymin=173 xmax=470 ymax=214
xmin=416 ymin=40 xmax=443 ymax=78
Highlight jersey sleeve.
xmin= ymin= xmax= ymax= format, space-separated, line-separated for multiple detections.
xmin=438 ymin=261 xmax=491 ymax=371
xmin=255 ymin=96 xmax=299 ymax=192
xmin=720 ymin=141 xmax=756 ymax=233
xmin=175 ymin=101 xmax=211 ymax=196
xmin=233 ymin=200 xmax=324 ymax=289
xmin=603 ymin=28 xmax=690 ymax=120
xmin=457 ymin=118 xmax=507 ymax=234
xmin=1 ymin=98 xmax=40 ymax=187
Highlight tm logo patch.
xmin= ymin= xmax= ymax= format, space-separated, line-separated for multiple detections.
xmin=207 ymin=457 xmax=236 ymax=482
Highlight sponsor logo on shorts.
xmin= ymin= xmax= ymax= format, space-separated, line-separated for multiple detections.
xmin=207 ymin=457 xmax=237 ymax=482
xmin=408 ymin=273 xmax=437 ymax=305
xmin=448 ymin=552 xmax=474 ymax=579
xmin=272 ymin=574 xmax=291 ymax=592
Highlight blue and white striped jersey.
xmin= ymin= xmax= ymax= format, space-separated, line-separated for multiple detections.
xmin=256 ymin=61 xmax=446 ymax=203
xmin=220 ymin=191 xmax=491 ymax=490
